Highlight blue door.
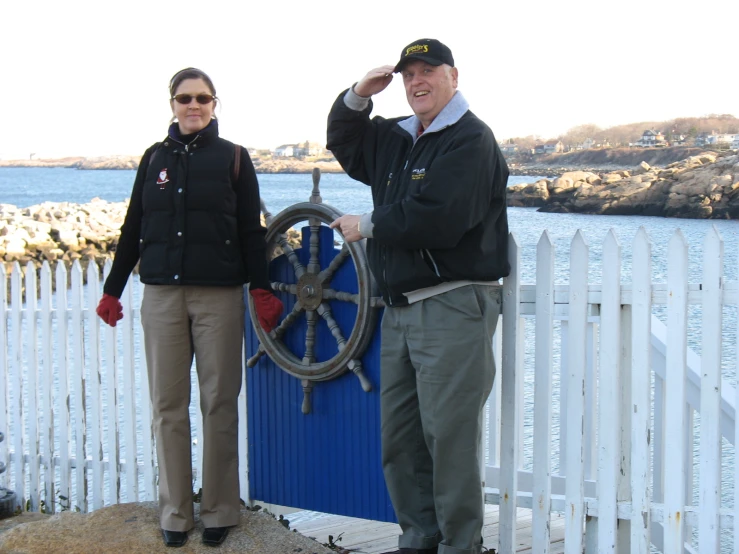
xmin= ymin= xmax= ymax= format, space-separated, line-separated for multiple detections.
xmin=245 ymin=223 xmax=395 ymax=522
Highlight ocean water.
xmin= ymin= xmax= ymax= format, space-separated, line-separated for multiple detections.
xmin=1 ymin=167 xmax=737 ymax=550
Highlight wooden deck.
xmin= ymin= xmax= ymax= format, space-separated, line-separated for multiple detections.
xmin=290 ymin=505 xmax=566 ymax=553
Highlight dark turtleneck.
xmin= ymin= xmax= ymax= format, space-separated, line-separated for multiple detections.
xmin=168 ymin=119 xmax=217 ymax=144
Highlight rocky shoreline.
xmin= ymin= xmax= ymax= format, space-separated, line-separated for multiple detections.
xmin=507 ymin=151 xmax=739 ymax=218
xmin=0 ymin=200 xmax=300 ymax=291
xmin=0 ymin=156 xmax=344 ymax=174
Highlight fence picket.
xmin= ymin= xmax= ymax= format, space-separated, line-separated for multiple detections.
xmin=484 ymin=317 xmax=504 ymax=487
xmin=699 ymin=227 xmax=723 ymax=553
xmin=70 ymin=261 xmax=88 ymax=512
xmin=631 ymin=227 xmax=652 ymax=553
xmin=564 ymin=231 xmax=588 ymax=554
xmin=24 ymin=263 xmax=40 ymax=512
xmin=55 ymin=262 xmax=71 ymax=511
xmin=40 ymin=263 xmax=55 ymax=513
xmin=119 ymin=272 xmax=138 ymax=502
xmin=559 ymin=320 xmax=568 ymax=477
xmin=584 ymin=320 xmax=598 ymax=482
xmin=0 ymin=264 xmax=8 ymax=490
xmin=499 ymin=232 xmax=522 ymax=553
xmin=598 ymin=230 xmax=622 ymax=552
xmin=10 ymin=263 xmax=24 ymax=510
xmin=735 ymin=239 xmax=739 ymax=554
xmin=664 ymin=230 xmax=688 ymax=553
xmin=100 ymin=263 xmax=120 ymax=505
xmin=532 ymin=231 xmax=554 ymax=553
xmin=194 ymin=366 xmax=204 ymax=492
xmin=137 ymin=288 xmax=156 ymax=500
xmin=86 ymin=263 xmax=104 ymax=509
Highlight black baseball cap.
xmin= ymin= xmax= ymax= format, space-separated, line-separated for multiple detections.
xmin=393 ymin=38 xmax=455 ymax=73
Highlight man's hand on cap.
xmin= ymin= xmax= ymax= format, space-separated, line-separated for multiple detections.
xmin=354 ymin=65 xmax=396 ymax=98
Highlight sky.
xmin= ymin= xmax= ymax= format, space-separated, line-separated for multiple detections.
xmin=2 ymin=0 xmax=737 ymax=159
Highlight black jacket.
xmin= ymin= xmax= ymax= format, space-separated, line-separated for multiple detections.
xmin=103 ymin=120 xmax=269 ymax=298
xmin=327 ymin=89 xmax=510 ymax=306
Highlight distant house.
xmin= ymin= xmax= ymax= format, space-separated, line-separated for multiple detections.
xmin=534 ymin=144 xmax=546 ymax=155
xmin=500 ymin=142 xmax=518 ymax=155
xmin=294 ymin=141 xmax=326 ymax=157
xmin=543 ymin=140 xmax=564 ymax=154
xmin=707 ymin=133 xmax=736 ymax=146
xmin=669 ymin=134 xmax=687 ymax=146
xmin=274 ymin=144 xmax=296 ymax=157
xmin=635 ymin=130 xmax=667 ymax=147
xmin=579 ymin=138 xmax=596 ymax=150
xmin=732 ymin=136 xmax=739 ymax=150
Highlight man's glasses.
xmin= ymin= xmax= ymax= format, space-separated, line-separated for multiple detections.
xmin=172 ymin=94 xmax=215 ymax=105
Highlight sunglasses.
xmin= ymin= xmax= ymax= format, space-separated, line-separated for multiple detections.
xmin=171 ymin=93 xmax=215 ymax=105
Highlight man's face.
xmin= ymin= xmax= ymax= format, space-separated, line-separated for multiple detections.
xmin=401 ymin=60 xmax=458 ymax=126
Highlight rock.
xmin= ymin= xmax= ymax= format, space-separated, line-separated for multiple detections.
xmin=632 ymin=161 xmax=651 ymax=176
xmin=0 ymin=502 xmax=333 ymax=554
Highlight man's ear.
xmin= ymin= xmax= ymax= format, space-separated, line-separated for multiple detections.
xmin=451 ymin=67 xmax=459 ymax=88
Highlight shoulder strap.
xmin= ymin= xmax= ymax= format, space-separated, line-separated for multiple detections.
xmin=146 ymin=142 xmax=163 ymax=171
xmin=233 ymin=144 xmax=241 ymax=182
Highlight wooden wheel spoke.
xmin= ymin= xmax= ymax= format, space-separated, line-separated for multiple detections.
xmin=277 ymin=235 xmax=306 ymax=278
xmin=322 ymin=288 xmax=360 ymax=305
xmin=317 ymin=302 xmax=347 ymax=351
xmin=303 ymin=310 xmax=317 ymax=364
xmin=308 ymin=222 xmax=321 ymax=274
xmin=273 ymin=303 xmax=304 ymax=340
xmin=317 ymin=244 xmax=350 ymax=284
xmin=271 ymin=281 xmax=298 ymax=296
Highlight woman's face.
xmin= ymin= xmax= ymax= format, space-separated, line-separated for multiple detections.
xmin=170 ymin=78 xmax=216 ymax=135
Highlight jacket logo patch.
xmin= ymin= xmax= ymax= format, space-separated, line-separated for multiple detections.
xmin=411 ymin=168 xmax=426 ymax=180
xmin=157 ymin=168 xmax=170 ymax=189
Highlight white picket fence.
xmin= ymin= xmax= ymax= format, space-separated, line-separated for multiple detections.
xmin=484 ymin=227 xmax=738 ymax=553
xmin=1 ymin=228 xmax=738 ymax=553
xmin=0 ymin=260 xmax=250 ymax=514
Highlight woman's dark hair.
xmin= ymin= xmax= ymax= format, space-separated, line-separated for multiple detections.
xmin=169 ymin=67 xmax=217 ymax=97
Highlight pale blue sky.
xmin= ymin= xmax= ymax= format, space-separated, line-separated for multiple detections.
xmin=2 ymin=0 xmax=737 ymax=158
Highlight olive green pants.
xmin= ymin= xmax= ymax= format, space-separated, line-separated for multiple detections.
xmin=381 ymin=285 xmax=500 ymax=554
xmin=141 ymin=284 xmax=245 ymax=532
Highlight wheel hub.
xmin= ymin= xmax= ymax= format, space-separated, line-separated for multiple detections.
xmin=297 ymin=273 xmax=323 ymax=310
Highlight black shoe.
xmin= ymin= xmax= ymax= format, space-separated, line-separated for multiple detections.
xmin=202 ymin=526 xmax=230 ymax=546
xmin=161 ymin=529 xmax=188 ymax=548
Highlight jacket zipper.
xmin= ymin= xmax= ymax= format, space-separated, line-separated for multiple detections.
xmin=381 ymin=135 xmax=418 ymax=306
xmin=423 ymin=249 xmax=441 ymax=277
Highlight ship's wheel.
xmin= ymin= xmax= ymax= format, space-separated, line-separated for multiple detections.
xmin=247 ymin=169 xmax=384 ymax=413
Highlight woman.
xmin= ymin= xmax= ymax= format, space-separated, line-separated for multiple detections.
xmin=96 ymin=67 xmax=283 ymax=548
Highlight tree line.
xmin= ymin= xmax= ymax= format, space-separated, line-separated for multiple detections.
xmin=505 ymin=114 xmax=739 ymax=150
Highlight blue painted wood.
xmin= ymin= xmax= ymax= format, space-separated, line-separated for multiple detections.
xmin=246 ymin=225 xmax=395 ymax=522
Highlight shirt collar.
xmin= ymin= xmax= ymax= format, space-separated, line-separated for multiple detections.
xmin=397 ymin=91 xmax=469 ymax=142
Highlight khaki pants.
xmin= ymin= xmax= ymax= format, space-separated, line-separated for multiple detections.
xmin=380 ymin=285 xmax=500 ymax=554
xmin=141 ymin=284 xmax=245 ymax=531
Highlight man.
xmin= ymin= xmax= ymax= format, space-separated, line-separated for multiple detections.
xmin=327 ymin=39 xmax=510 ymax=554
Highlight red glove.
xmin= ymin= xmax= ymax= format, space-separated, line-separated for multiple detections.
xmin=96 ymin=294 xmax=123 ymax=327
xmin=250 ymin=289 xmax=283 ymax=333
